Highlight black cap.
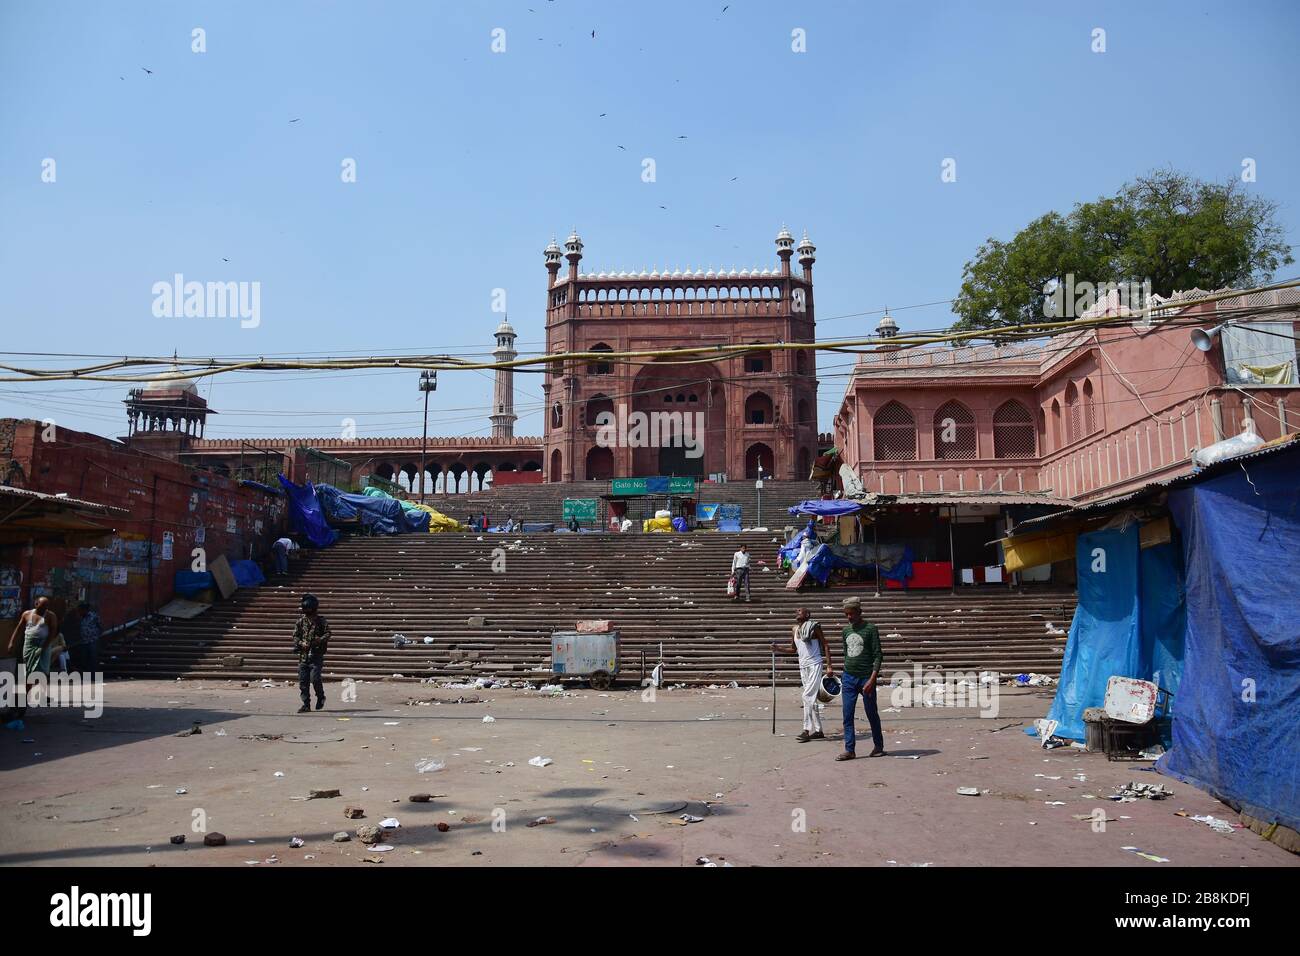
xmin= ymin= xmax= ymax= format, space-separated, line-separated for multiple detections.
xmin=300 ymin=593 xmax=319 ymax=611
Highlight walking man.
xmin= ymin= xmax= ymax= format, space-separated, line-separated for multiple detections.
xmin=730 ymin=544 xmax=752 ymax=603
xmin=3 ymin=596 xmax=58 ymax=730
xmin=772 ymin=608 xmax=831 ymax=742
xmin=292 ymin=593 xmax=330 ymax=714
xmin=836 ymin=596 xmax=886 ymax=761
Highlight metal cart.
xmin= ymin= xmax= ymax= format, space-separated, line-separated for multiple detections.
xmin=551 ymin=630 xmax=620 ymax=690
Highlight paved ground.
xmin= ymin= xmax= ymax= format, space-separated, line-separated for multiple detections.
xmin=0 ymin=678 xmax=1294 ymax=867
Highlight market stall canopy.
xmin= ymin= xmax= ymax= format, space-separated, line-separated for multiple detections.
xmin=0 ymin=486 xmax=126 ymax=545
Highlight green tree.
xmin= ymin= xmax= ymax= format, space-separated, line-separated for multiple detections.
xmin=951 ymin=169 xmax=1294 ymax=333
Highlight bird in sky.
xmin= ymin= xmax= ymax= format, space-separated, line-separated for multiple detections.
xmin=140 ymin=67 xmax=153 ymax=74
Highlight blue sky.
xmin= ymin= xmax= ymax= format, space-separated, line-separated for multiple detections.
xmin=2 ymin=0 xmax=1297 ymax=441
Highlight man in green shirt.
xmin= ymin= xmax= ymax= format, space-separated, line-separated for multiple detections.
xmin=834 ymin=595 xmax=885 ymax=761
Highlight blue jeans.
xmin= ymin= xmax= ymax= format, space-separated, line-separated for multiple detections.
xmin=841 ymin=671 xmax=884 ymax=754
xmin=274 ymin=544 xmax=289 ymax=574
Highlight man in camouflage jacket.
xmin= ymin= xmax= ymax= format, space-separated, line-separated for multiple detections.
xmin=293 ymin=593 xmax=330 ymax=713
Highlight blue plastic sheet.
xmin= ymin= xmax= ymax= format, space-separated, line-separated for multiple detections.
xmin=277 ymin=476 xmax=339 ymax=548
xmin=1035 ymin=527 xmax=1143 ymax=741
xmin=174 ymin=570 xmax=214 ymax=598
xmin=1159 ymin=451 xmax=1300 ymax=831
xmin=788 ymin=500 xmax=862 ymax=518
xmin=316 ymin=484 xmax=430 ymax=535
xmin=1141 ymin=542 xmax=1185 ymax=700
xmin=230 ymin=559 xmax=265 ymax=588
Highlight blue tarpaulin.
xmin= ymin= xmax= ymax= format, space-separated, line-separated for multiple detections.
xmin=1158 ymin=451 xmax=1300 ymax=832
xmin=230 ymin=559 xmax=266 ymax=588
xmin=174 ymin=570 xmax=215 ymax=599
xmin=277 ymin=476 xmax=339 ymax=548
xmin=316 ymin=484 xmax=430 ymax=535
xmin=1035 ymin=526 xmax=1144 ymax=741
xmin=788 ymin=500 xmax=862 ymax=518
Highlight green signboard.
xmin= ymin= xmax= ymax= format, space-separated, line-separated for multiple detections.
xmin=563 ymin=498 xmax=598 ymax=521
xmin=609 ymin=477 xmax=697 ymax=496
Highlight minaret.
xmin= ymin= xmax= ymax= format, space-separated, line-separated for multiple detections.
xmin=564 ymin=229 xmax=583 ymax=281
xmin=490 ymin=317 xmax=519 ymax=438
xmin=776 ymin=225 xmax=794 ymax=277
xmin=797 ymin=231 xmax=816 ymax=282
xmin=875 ymin=309 xmax=901 ymax=353
xmin=544 ymin=237 xmax=562 ymax=287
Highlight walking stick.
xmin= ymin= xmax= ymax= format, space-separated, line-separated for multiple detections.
xmin=771 ymin=650 xmax=777 ymax=734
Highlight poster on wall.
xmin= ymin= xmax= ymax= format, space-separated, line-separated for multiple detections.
xmin=0 ymin=587 xmax=21 ymax=619
xmin=112 ymin=567 xmax=128 ymax=585
xmin=0 ymin=567 xmax=21 ymax=587
xmin=195 ymin=526 xmax=205 ymax=544
xmin=226 ymin=518 xmax=238 ymax=533
xmin=161 ymin=532 xmax=174 ymax=561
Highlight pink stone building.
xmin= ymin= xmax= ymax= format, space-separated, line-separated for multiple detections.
xmin=834 ymin=288 xmax=1299 ymax=504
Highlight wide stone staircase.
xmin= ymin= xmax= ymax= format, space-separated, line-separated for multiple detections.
xmin=107 ymin=528 xmax=1076 ymax=686
xmin=423 ymin=479 xmax=823 ymax=527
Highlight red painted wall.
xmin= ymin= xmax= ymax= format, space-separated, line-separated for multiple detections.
xmin=0 ymin=419 xmax=287 ymax=640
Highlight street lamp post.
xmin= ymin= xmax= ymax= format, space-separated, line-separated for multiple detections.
xmin=419 ymin=370 xmax=437 ymax=501
xmin=755 ymin=462 xmax=764 ymax=528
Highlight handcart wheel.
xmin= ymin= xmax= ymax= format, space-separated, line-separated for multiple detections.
xmin=589 ymin=670 xmax=612 ymax=691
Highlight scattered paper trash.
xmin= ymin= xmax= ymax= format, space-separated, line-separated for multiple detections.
xmin=528 ymin=756 xmax=554 ymax=768
xmin=956 ymin=787 xmax=980 ymax=796
xmin=482 ymin=715 xmax=496 ymax=723
xmin=415 ymin=758 xmax=446 ymax=773
xmin=1122 ymin=846 xmax=1170 ymax=863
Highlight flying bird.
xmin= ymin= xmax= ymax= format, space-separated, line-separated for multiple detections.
xmin=140 ymin=67 xmax=153 ymax=74
xmin=591 ymin=29 xmax=596 ymax=38
xmin=289 ymin=118 xmax=300 ymax=123
xmin=616 ymin=145 xmax=626 ymax=150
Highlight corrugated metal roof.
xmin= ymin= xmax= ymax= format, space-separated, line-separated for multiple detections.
xmin=0 ymin=485 xmax=127 ymax=515
xmin=1009 ymin=433 xmax=1300 ymax=535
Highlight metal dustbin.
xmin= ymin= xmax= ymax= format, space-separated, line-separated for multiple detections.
xmin=551 ymin=630 xmax=620 ymax=690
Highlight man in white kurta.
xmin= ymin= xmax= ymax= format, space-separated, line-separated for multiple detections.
xmin=772 ymin=608 xmax=833 ymax=741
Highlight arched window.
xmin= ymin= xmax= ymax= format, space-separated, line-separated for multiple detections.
xmin=746 ymin=347 xmax=770 ymax=373
xmin=1083 ymin=379 xmax=1096 ymax=434
xmin=585 ymin=394 xmax=613 ymax=427
xmin=587 ymin=343 xmax=613 ymax=375
xmin=873 ymin=401 xmax=916 ymax=461
xmin=745 ymin=391 xmax=774 ymax=425
xmin=1050 ymin=400 xmax=1062 ymax=450
xmin=1064 ymin=382 xmax=1080 ymax=444
xmin=933 ymin=400 xmax=976 ymax=460
xmin=993 ymin=400 xmax=1036 ymax=459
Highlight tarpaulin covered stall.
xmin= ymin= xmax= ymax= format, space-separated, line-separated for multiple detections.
xmin=1157 ymin=446 xmax=1300 ymax=833
xmin=316 ymin=484 xmax=430 ymax=535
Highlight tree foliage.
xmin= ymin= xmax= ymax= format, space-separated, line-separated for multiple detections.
xmin=951 ymin=169 xmax=1294 ymax=332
